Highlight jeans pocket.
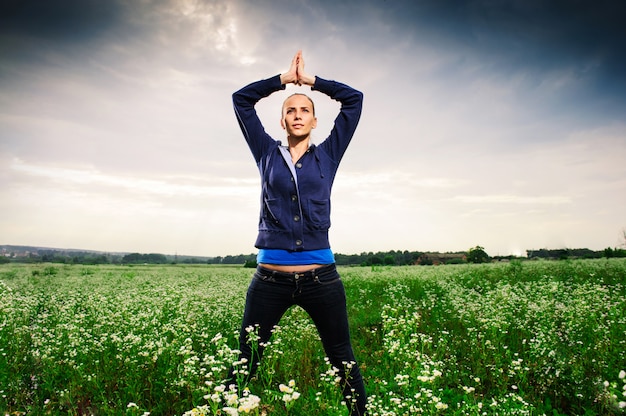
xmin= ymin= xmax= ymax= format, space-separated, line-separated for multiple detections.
xmin=254 ymin=272 xmax=275 ymax=282
xmin=313 ymin=276 xmax=340 ymax=286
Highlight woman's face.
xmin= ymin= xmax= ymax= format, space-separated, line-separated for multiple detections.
xmin=281 ymin=94 xmax=317 ymax=140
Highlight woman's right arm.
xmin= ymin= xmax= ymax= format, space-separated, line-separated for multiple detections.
xmin=232 ymin=76 xmax=284 ymax=163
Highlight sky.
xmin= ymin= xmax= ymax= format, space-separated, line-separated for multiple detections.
xmin=1 ymin=0 xmax=625 ymax=257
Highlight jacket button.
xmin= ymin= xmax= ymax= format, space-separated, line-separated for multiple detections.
xmin=291 ymin=195 xmax=297 ymax=201
xmin=294 ymin=215 xmax=300 ymax=222
xmin=295 ymin=240 xmax=302 ymax=246
xmin=295 ymin=162 xmax=302 ymax=168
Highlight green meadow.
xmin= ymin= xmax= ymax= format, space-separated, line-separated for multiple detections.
xmin=1 ymin=259 xmax=625 ymax=415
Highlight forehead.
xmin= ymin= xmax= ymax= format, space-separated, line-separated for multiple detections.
xmin=282 ymin=94 xmax=313 ymax=110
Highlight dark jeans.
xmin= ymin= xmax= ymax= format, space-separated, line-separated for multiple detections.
xmin=229 ymin=264 xmax=367 ymax=415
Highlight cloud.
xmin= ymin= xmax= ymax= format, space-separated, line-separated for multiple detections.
xmin=0 ymin=0 xmax=121 ymax=41
xmin=9 ymin=158 xmax=258 ymax=199
xmin=450 ymin=194 xmax=572 ymax=205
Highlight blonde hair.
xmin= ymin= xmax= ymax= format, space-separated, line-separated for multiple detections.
xmin=282 ymin=93 xmax=316 ymax=116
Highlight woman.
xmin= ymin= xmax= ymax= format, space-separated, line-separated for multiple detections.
xmin=231 ymin=51 xmax=366 ymax=415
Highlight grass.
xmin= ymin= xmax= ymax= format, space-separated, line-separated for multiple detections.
xmin=1 ymin=259 xmax=625 ymax=415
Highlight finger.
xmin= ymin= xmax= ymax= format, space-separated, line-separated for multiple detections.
xmin=290 ymin=52 xmax=299 ymax=70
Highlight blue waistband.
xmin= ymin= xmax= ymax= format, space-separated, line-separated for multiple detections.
xmin=257 ymin=248 xmax=335 ymax=265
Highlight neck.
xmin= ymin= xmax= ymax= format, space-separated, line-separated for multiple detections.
xmin=287 ymin=136 xmax=310 ymax=163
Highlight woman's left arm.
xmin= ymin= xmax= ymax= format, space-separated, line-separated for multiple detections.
xmin=313 ymin=77 xmax=363 ymax=163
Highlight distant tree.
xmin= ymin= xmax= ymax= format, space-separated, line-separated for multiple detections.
xmin=467 ymin=246 xmax=490 ymax=264
xmin=244 ymin=259 xmax=258 ymax=268
xmin=366 ymin=256 xmax=383 ymax=266
xmin=122 ymin=253 xmax=143 ymax=264
xmin=120 ymin=253 xmax=166 ymax=264
xmin=604 ymin=246 xmax=626 ymax=258
xmin=146 ymin=253 xmax=167 ymax=264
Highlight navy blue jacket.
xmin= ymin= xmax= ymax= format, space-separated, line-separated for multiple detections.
xmin=233 ymin=75 xmax=363 ymax=251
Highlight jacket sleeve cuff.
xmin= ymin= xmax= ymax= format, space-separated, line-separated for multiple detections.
xmin=272 ymin=74 xmax=286 ymax=91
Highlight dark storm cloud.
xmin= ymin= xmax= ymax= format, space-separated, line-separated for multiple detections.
xmin=0 ymin=0 xmax=126 ymax=81
xmin=343 ymin=0 xmax=623 ymax=74
xmin=0 ymin=0 xmax=121 ymax=41
xmin=484 ymin=2 xmax=621 ymax=80
xmin=2 ymin=0 xmax=623 ymax=77
xmin=259 ymin=0 xmax=625 ymax=116
xmin=362 ymin=0 xmax=626 ymax=119
xmin=354 ymin=0 xmax=626 ymax=68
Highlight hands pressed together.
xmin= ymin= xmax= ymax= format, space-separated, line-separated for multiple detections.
xmin=280 ymin=50 xmax=315 ymax=87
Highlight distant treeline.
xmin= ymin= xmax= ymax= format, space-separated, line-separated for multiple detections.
xmin=526 ymin=247 xmax=626 ymax=260
xmin=2 ymin=245 xmax=625 ymax=266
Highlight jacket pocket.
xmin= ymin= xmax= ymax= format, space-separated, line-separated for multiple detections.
xmin=261 ymin=198 xmax=281 ymax=228
xmin=306 ymin=199 xmax=331 ymax=229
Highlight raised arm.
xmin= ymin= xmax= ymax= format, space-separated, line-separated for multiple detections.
xmin=233 ymin=52 xmax=305 ymax=162
xmin=313 ymin=77 xmax=363 ymax=163
xmin=232 ymin=75 xmax=284 ymax=163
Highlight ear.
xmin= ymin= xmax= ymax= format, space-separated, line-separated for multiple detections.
xmin=312 ymin=116 xmax=317 ymax=129
xmin=280 ymin=117 xmax=286 ymax=130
